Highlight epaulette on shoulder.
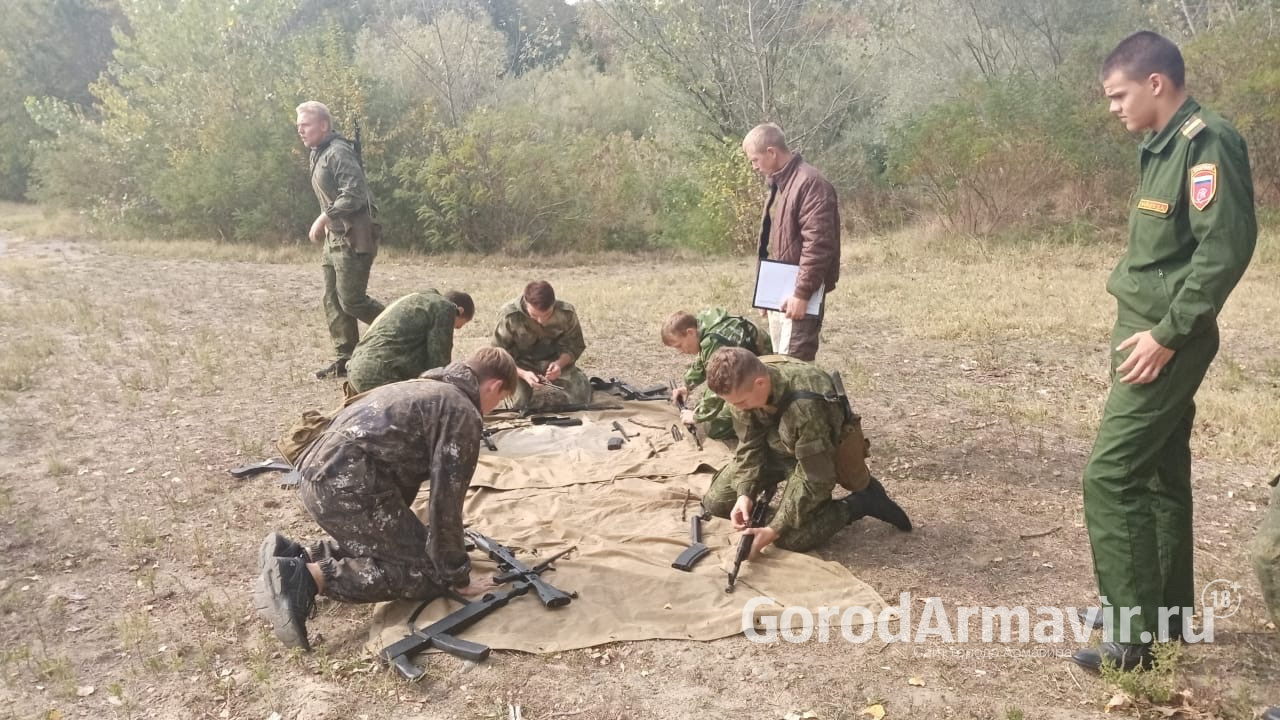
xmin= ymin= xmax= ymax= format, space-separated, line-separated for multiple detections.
xmin=1180 ymin=115 xmax=1206 ymax=140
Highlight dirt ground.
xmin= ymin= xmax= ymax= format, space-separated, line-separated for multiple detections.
xmin=0 ymin=221 xmax=1277 ymax=720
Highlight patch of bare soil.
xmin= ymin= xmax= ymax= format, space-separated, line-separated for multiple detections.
xmin=0 ymin=233 xmax=1276 ymax=720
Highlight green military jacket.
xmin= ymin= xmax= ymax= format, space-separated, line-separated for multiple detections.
xmin=1107 ymin=98 xmax=1256 ymax=349
xmin=683 ymin=308 xmax=771 ymax=425
xmin=345 ymin=290 xmax=458 ymax=393
xmin=727 ymin=355 xmax=845 ymax=534
xmin=310 ymin=133 xmax=378 ymax=254
xmin=493 ymin=297 xmax=587 ymax=370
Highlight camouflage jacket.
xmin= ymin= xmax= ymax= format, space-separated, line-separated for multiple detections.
xmin=683 ymin=308 xmax=772 ymax=424
xmin=345 ymin=291 xmax=458 ymax=393
xmin=726 ymin=355 xmax=845 ymax=534
xmin=296 ymin=363 xmax=483 ymax=588
xmin=310 ymin=132 xmax=377 ymax=253
xmin=493 ymin=296 xmax=587 ymax=370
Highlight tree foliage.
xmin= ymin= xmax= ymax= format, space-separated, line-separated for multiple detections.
xmin=3 ymin=0 xmax=1277 ymax=249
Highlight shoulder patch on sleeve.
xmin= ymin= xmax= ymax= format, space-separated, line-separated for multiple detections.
xmin=1190 ymin=163 xmax=1217 ymax=211
xmin=1180 ymin=115 xmax=1206 ymax=139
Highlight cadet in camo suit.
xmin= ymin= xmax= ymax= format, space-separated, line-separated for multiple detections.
xmin=493 ymin=280 xmax=591 ymax=410
xmin=344 ymin=290 xmax=475 ymax=394
xmin=253 ymin=348 xmax=517 ymax=651
xmin=701 ymin=349 xmax=911 ymax=554
xmin=663 ymin=308 xmax=772 ymax=440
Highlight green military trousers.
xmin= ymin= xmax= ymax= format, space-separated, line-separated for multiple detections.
xmin=1251 ymin=476 xmax=1280 ymax=626
xmin=702 ymin=453 xmax=851 ymax=552
xmin=1083 ymin=320 xmax=1219 ymax=643
xmin=321 ymin=243 xmax=385 ymax=360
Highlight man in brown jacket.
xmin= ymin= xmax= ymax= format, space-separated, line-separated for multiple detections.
xmin=742 ymin=123 xmax=840 ymax=362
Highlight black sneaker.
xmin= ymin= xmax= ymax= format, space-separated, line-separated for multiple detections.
xmin=254 ymin=556 xmax=318 ymax=650
xmin=314 ymin=358 xmax=348 ymax=379
xmin=258 ymin=531 xmax=308 ymax=577
xmin=842 ymin=476 xmax=912 ymax=531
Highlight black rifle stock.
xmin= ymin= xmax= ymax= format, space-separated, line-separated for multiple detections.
xmin=725 ymin=485 xmax=775 ymax=593
xmin=464 ymin=530 xmax=575 ymax=608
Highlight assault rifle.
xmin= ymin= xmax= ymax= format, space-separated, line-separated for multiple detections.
xmin=488 ymin=401 xmax=622 ymax=418
xmin=725 ymin=484 xmax=776 ymax=593
xmin=380 ymin=582 xmax=530 ymax=681
xmin=668 ymin=379 xmax=703 ymax=450
xmin=589 ymin=376 xmax=670 ymax=401
xmin=379 ymin=534 xmax=574 ymax=681
xmin=464 ymin=530 xmax=576 ymax=608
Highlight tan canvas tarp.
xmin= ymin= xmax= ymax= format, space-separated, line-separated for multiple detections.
xmin=368 ymin=400 xmax=887 ymax=657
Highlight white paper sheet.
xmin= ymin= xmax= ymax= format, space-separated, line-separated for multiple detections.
xmin=752 ymin=259 xmax=823 ymax=317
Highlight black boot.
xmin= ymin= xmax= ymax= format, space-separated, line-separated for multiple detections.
xmin=258 ymin=531 xmax=308 ymax=578
xmin=1071 ymin=642 xmax=1153 ymax=672
xmin=314 ymin=358 xmax=347 ymax=379
xmin=253 ymin=556 xmax=318 ymax=650
xmin=842 ymin=477 xmax=912 ymax=531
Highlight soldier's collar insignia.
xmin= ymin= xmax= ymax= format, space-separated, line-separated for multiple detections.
xmin=1190 ymin=163 xmax=1217 ymax=211
xmin=1180 ymin=116 xmax=1206 ymax=139
xmin=1136 ymin=198 xmax=1171 ymax=215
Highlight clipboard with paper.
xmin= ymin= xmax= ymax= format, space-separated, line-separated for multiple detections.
xmin=752 ymin=259 xmax=823 ymax=318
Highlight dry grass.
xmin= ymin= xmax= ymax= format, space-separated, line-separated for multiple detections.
xmin=0 ymin=214 xmax=1276 ymax=720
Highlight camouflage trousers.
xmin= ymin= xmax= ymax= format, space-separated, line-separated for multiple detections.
xmin=503 ymin=362 xmax=592 ymax=411
xmin=322 ymin=244 xmax=385 ymax=359
xmin=701 ymin=453 xmax=851 ymax=552
xmin=1251 ymin=477 xmax=1280 ymax=626
xmin=298 ymin=447 xmax=444 ymax=604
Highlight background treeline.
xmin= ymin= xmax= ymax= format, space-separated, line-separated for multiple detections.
xmin=2 ymin=0 xmax=1277 ymax=253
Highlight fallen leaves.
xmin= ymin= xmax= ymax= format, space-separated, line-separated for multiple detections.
xmin=860 ymin=704 xmax=885 ymax=720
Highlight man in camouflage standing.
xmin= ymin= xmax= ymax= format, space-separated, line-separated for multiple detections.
xmin=1073 ymin=31 xmax=1256 ymax=672
xmin=344 ymin=289 xmax=475 ymax=394
xmin=701 ymin=348 xmax=911 ymax=556
xmin=254 ymin=347 xmax=518 ymax=651
xmin=493 ymin=280 xmax=591 ymax=410
xmin=296 ymin=101 xmax=385 ymax=379
xmin=663 ymin=308 xmax=772 ymax=439
xmin=741 ymin=123 xmax=839 ymax=362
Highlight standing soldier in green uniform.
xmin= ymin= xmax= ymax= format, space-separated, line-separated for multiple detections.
xmin=493 ymin=280 xmax=591 ymax=410
xmin=1073 ymin=31 xmax=1256 ymax=672
xmin=296 ymin=101 xmax=386 ymax=380
xmin=701 ymin=348 xmax=911 ymax=556
xmin=344 ymin=290 xmax=475 ymax=394
xmin=662 ymin=308 xmax=772 ymax=439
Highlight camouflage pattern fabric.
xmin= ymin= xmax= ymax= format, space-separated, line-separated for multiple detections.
xmin=1252 ymin=476 xmax=1280 ymax=626
xmin=312 ymin=132 xmax=384 ymax=359
xmin=345 ymin=291 xmax=458 ymax=393
xmin=493 ymin=296 xmax=589 ymax=409
xmin=682 ymin=308 xmax=771 ymax=440
xmin=294 ymin=364 xmax=483 ymax=603
xmin=702 ymin=355 xmax=851 ymax=551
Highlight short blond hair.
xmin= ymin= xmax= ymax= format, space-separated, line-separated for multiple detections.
xmin=295 ymin=101 xmax=332 ymax=128
xmin=660 ymin=311 xmax=697 ymax=344
xmin=743 ymin=123 xmax=789 ymax=154
xmin=706 ymin=347 xmax=766 ymax=395
xmin=466 ymin=346 xmax=518 ymax=393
